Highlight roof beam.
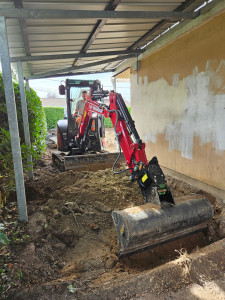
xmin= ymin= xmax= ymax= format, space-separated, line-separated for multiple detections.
xmin=0 ymin=8 xmax=198 ymax=20
xmin=129 ymin=0 xmax=199 ymax=49
xmin=13 ymin=0 xmax=31 ymax=56
xmin=26 ymin=54 xmax=137 ymax=79
xmin=10 ymin=49 xmax=144 ymax=63
xmin=78 ymin=0 xmax=121 ymax=55
xmin=29 ymin=69 xmax=115 ymax=80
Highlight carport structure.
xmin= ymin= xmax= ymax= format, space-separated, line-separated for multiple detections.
xmin=0 ymin=0 xmax=219 ymax=221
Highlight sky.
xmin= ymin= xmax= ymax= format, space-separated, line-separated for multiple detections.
xmin=29 ymin=72 xmax=113 ymax=98
xmin=0 ymin=62 xmax=130 ymax=102
xmin=29 ymin=72 xmax=131 ymax=102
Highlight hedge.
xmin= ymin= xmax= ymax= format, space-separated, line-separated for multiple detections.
xmin=42 ymin=105 xmax=131 ymax=129
xmin=43 ymin=107 xmax=64 ymax=130
xmin=0 ymin=74 xmax=46 ymax=203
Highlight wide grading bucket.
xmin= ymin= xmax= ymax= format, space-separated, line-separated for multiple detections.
xmin=112 ymin=198 xmax=213 ymax=257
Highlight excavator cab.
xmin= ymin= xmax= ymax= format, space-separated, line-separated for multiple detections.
xmin=57 ymin=79 xmax=105 ymax=154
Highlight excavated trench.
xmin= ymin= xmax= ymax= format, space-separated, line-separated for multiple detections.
xmin=4 ymin=131 xmax=225 ymax=299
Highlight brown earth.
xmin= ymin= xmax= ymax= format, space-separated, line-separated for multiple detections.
xmin=1 ymin=129 xmax=225 ymax=299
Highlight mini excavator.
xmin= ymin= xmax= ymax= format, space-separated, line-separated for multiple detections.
xmin=56 ymin=79 xmax=213 ymax=257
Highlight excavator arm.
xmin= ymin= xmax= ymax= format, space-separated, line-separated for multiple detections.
xmin=77 ymin=89 xmax=173 ymax=206
xmin=75 ymin=85 xmax=213 ymax=257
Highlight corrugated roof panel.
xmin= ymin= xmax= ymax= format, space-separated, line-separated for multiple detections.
xmin=117 ymin=3 xmax=181 ymax=12
xmin=30 ymin=50 xmax=81 ymax=56
xmin=29 ymin=46 xmax=82 ymax=54
xmin=23 ymin=0 xmax=109 ymax=3
xmin=29 ymin=40 xmax=85 ymax=47
xmin=89 ymin=43 xmax=131 ymax=50
xmin=92 ymin=37 xmax=139 ymax=44
xmin=23 ymin=3 xmax=106 ymax=10
xmin=87 ymin=47 xmax=127 ymax=53
xmin=31 ymin=58 xmax=74 ymax=65
xmin=121 ymin=0 xmax=183 ymax=3
xmin=98 ymin=31 xmax=148 ymax=39
xmin=0 ymin=0 xmax=211 ymax=78
xmin=28 ymin=33 xmax=90 ymax=41
xmin=106 ymin=18 xmax=162 ymax=24
xmin=27 ymin=25 xmax=95 ymax=34
xmin=26 ymin=19 xmax=99 ymax=25
xmin=102 ymin=23 xmax=160 ymax=31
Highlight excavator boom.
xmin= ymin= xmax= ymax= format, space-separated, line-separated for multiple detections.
xmin=57 ymin=80 xmax=214 ymax=256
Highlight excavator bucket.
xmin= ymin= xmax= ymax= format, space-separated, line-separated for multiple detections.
xmin=52 ymin=151 xmax=124 ymax=172
xmin=112 ymin=197 xmax=213 ymax=257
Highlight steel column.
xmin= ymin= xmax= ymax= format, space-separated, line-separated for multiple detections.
xmin=0 ymin=16 xmax=28 ymax=222
xmin=17 ymin=61 xmax=33 ymax=180
xmin=25 ymin=79 xmax=30 ymax=92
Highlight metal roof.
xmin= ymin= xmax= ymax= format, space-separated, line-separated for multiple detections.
xmin=0 ymin=0 xmax=207 ymax=79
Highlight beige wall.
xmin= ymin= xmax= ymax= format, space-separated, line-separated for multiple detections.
xmin=131 ymin=12 xmax=225 ymax=191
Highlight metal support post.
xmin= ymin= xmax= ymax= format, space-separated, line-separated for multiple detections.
xmin=25 ymin=79 xmax=30 ymax=92
xmin=17 ymin=61 xmax=33 ymax=180
xmin=112 ymin=77 xmax=117 ymax=92
xmin=0 ymin=16 xmax=28 ymax=222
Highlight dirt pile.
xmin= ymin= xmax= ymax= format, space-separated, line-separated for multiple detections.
xmin=1 ymin=149 xmax=225 ymax=299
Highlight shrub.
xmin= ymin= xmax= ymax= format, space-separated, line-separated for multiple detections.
xmin=0 ymin=74 xmax=46 ymax=203
xmin=43 ymin=107 xmax=64 ymax=130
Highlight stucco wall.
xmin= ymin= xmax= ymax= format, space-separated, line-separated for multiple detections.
xmin=131 ymin=12 xmax=225 ymax=191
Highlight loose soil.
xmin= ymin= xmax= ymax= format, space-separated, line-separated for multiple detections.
xmin=1 ymin=129 xmax=225 ymax=299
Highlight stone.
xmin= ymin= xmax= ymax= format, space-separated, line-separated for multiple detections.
xmin=52 ymin=242 xmax=66 ymax=252
xmin=53 ymin=209 xmax=61 ymax=219
xmin=49 ymin=218 xmax=57 ymax=228
xmin=65 ymin=202 xmax=83 ymax=213
xmin=27 ymin=212 xmax=47 ymax=235
xmin=94 ymin=201 xmax=112 ymax=213
xmin=218 ymin=211 xmax=225 ymax=238
xmin=105 ymin=255 xmax=118 ymax=269
xmin=54 ymin=228 xmax=76 ymax=245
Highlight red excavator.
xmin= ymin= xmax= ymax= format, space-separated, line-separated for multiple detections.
xmin=56 ymin=79 xmax=213 ymax=257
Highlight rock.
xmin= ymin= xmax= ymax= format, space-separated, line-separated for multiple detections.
xmin=27 ymin=212 xmax=47 ymax=235
xmin=48 ymin=143 xmax=57 ymax=149
xmin=94 ymin=201 xmax=112 ymax=213
xmin=41 ymin=205 xmax=51 ymax=215
xmin=52 ymin=242 xmax=66 ymax=252
xmin=61 ymin=206 xmax=70 ymax=215
xmin=65 ymin=202 xmax=83 ymax=213
xmin=105 ymin=255 xmax=118 ymax=269
xmin=53 ymin=209 xmax=61 ymax=219
xmin=218 ymin=211 xmax=225 ymax=238
xmin=24 ymin=243 xmax=36 ymax=255
xmin=46 ymin=233 xmax=52 ymax=240
xmin=89 ymin=224 xmax=100 ymax=232
xmin=27 ymin=205 xmax=37 ymax=215
xmin=54 ymin=228 xmax=76 ymax=245
xmin=49 ymin=218 xmax=57 ymax=228
xmin=47 ymin=198 xmax=57 ymax=206
xmin=57 ymin=261 xmax=65 ymax=268
xmin=36 ymin=158 xmax=47 ymax=167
